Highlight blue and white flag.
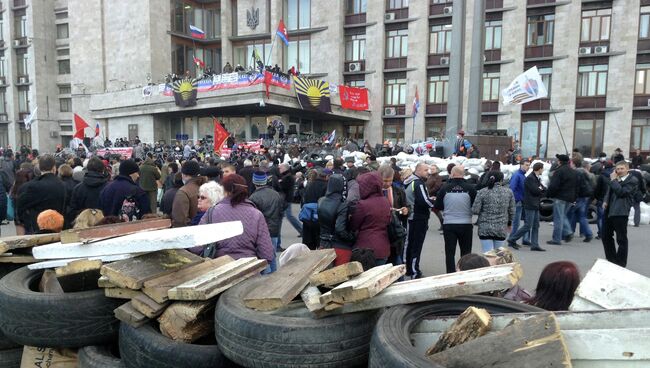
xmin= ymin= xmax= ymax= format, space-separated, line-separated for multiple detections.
xmin=24 ymin=106 xmax=37 ymax=131
xmin=501 ymin=66 xmax=548 ymax=105
xmin=326 ymin=130 xmax=336 ymax=144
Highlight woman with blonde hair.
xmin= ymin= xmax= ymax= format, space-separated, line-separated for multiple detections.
xmin=73 ymin=209 xmax=105 ymax=229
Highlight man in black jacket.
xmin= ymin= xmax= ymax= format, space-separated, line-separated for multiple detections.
xmin=404 ymin=163 xmax=435 ymax=279
xmin=249 ymin=171 xmax=283 ymax=272
xmin=602 ymin=161 xmax=638 ymax=267
xmin=508 ymin=162 xmax=546 ymax=251
xmin=317 ymin=174 xmax=355 ymax=264
xmin=16 ymin=155 xmax=65 ymax=234
xmin=629 ymin=169 xmax=647 ymax=227
xmin=300 ymin=169 xmax=329 ymax=250
xmin=546 ymin=154 xmax=578 ymax=245
xmin=69 ymin=157 xmax=109 ymax=221
xmin=277 ymin=163 xmax=302 ymax=236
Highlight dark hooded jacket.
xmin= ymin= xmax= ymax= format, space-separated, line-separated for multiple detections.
xmin=99 ymin=175 xmax=151 ymax=218
xmin=317 ymin=174 xmax=356 ymax=250
xmin=350 ymin=172 xmax=391 ymax=259
xmin=69 ymin=171 xmax=110 ymax=219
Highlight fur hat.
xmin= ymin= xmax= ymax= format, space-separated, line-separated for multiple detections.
xmin=119 ymin=160 xmax=139 ymax=176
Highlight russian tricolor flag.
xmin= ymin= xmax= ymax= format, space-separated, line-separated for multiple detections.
xmin=189 ymin=25 xmax=206 ymax=39
xmin=412 ymin=86 xmax=420 ymax=119
xmin=276 ymin=20 xmax=289 ymax=46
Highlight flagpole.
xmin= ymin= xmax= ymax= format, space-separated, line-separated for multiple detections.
xmin=265 ymin=30 xmax=279 ymax=69
xmin=548 ymin=101 xmax=569 ymax=155
xmin=411 ymin=115 xmax=415 ymax=144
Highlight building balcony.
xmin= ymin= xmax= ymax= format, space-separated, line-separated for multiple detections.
xmin=344 ymin=60 xmax=365 ymax=73
xmin=525 ymin=45 xmax=554 ymax=59
xmin=575 ymin=96 xmax=606 ymax=110
xmin=426 ymin=103 xmax=447 ymax=115
xmin=638 ymin=39 xmax=650 ymax=52
xmin=384 ymin=57 xmax=407 ymax=70
xmin=345 ymin=13 xmax=366 ymax=25
xmin=485 ymin=0 xmax=504 ymax=10
xmin=16 ymin=75 xmax=29 ymax=85
xmin=0 ymin=113 xmax=7 ymax=122
xmin=383 ymin=105 xmax=406 ymax=117
xmin=484 ymin=49 xmax=501 ymax=62
xmin=482 ymin=101 xmax=499 ymax=113
xmin=522 ymin=98 xmax=551 ymax=112
xmin=385 ymin=7 xmax=409 ymax=21
xmin=12 ymin=37 xmax=29 ymax=48
xmin=430 ymin=3 xmax=453 ymax=17
xmin=633 ymin=95 xmax=650 ymax=109
xmin=428 ymin=54 xmax=450 ymax=67
xmin=0 ymin=76 xmax=7 ymax=86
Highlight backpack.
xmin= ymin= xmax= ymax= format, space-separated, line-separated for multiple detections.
xmin=577 ymin=170 xmax=594 ymax=198
xmin=387 ymin=211 xmax=407 ymax=248
xmin=119 ymin=195 xmax=141 ymax=222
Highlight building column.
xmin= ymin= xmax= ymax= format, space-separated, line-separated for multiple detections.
xmin=245 ymin=115 xmax=252 ymax=140
xmin=192 ymin=116 xmax=199 ymax=141
xmin=446 ymin=0 xmax=466 ymax=154
xmin=220 ymin=0 xmax=233 ymax=69
xmin=465 ymin=0 xmax=485 ymax=135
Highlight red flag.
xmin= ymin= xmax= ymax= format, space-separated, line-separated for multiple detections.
xmin=193 ymin=56 xmax=205 ymax=69
xmin=339 ymin=85 xmax=369 ymax=111
xmin=213 ymin=118 xmax=229 ymax=153
xmin=276 ymin=20 xmax=289 ymax=46
xmin=73 ymin=113 xmax=90 ymax=140
xmin=264 ymin=70 xmax=273 ymax=99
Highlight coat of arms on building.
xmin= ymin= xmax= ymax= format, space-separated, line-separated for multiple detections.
xmin=247 ymin=6 xmax=259 ymax=30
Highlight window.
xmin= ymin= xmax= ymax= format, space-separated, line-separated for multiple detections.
xmin=286 ymin=0 xmax=310 ymax=30
xmin=482 ymin=72 xmax=500 ymax=101
xmin=59 ymin=98 xmax=71 ymax=112
xmin=57 ymin=48 xmax=70 ymax=56
xmin=0 ymin=57 xmax=5 ymax=78
xmin=285 ymin=39 xmax=310 ymax=74
xmin=635 ymin=64 xmax=650 ymax=95
xmin=484 ymin=20 xmax=502 ymax=50
xmin=16 ymin=52 xmax=27 ymax=76
xmin=539 ymin=66 xmax=552 ymax=96
xmin=383 ymin=121 xmax=405 ymax=142
xmin=0 ymin=91 xmax=6 ymax=114
xmin=385 ymin=78 xmax=407 ymax=105
xmin=0 ymin=16 xmax=4 ymax=42
xmin=347 ymin=0 xmax=367 ymax=14
xmin=347 ymin=80 xmax=366 ymax=88
xmin=58 ymin=59 xmax=70 ymax=75
xmin=429 ymin=24 xmax=452 ymax=54
xmin=345 ymin=34 xmax=365 ymax=61
xmin=527 ymin=14 xmax=554 ymax=46
xmin=425 ymin=120 xmax=445 ymax=139
xmin=521 ymin=118 xmax=549 ymax=158
xmin=574 ymin=118 xmax=604 ymax=157
xmin=206 ymin=9 xmax=220 ymax=38
xmin=17 ymin=88 xmax=28 ymax=113
xmin=55 ymin=11 xmax=68 ymax=20
xmin=56 ymin=24 xmax=69 ymax=39
xmin=632 ymin=118 xmax=650 ymax=151
xmin=580 ymin=9 xmax=611 ymax=42
xmin=388 ymin=0 xmax=409 ymax=9
xmin=386 ymin=29 xmax=408 ymax=58
xmin=577 ymin=64 xmax=607 ymax=97
xmin=233 ymin=42 xmax=271 ymax=69
xmin=14 ymin=11 xmax=26 ymax=39
xmin=346 ymin=124 xmax=364 ymax=140
xmin=59 ymin=85 xmax=71 ymax=95
xmin=431 ymin=0 xmax=452 ymax=3
xmin=640 ymin=6 xmax=650 ymax=39
xmin=427 ymin=75 xmax=449 ymax=103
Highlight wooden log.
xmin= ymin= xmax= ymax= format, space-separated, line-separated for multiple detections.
xmin=100 ymin=249 xmax=203 ymax=290
xmin=158 ymin=301 xmax=214 ymax=343
xmin=98 ymin=276 xmax=116 ymax=288
xmin=0 ymin=233 xmax=60 ymax=254
xmin=317 ymin=263 xmax=523 ymax=316
xmin=131 ymin=293 xmax=169 ymax=319
xmin=243 ymin=249 xmax=336 ymax=311
xmin=105 ymin=288 xmax=143 ymax=300
xmin=55 ymin=259 xmax=103 ymax=292
xmin=328 ymin=264 xmax=405 ymax=304
xmin=142 ymin=255 xmax=234 ymax=304
xmin=114 ymin=301 xmax=149 ymax=328
xmin=168 ymin=258 xmax=267 ymax=301
xmin=309 ymin=262 xmax=364 ymax=287
xmin=32 ymin=221 xmax=244 ymax=259
xmin=39 ymin=270 xmax=64 ymax=293
xmin=428 ymin=313 xmax=571 ymax=368
xmin=569 ymin=258 xmax=650 ymax=311
xmin=425 ymin=306 xmax=492 ymax=355
xmin=28 ymin=254 xmax=139 ymax=270
xmin=0 ymin=255 xmax=38 ymax=263
xmin=60 ymin=218 xmax=171 ymax=244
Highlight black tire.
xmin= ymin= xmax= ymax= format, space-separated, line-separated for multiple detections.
xmin=79 ymin=346 xmax=123 ymax=368
xmin=215 ymin=276 xmax=379 ymax=368
xmin=119 ymin=323 xmax=223 ymax=368
xmin=369 ymin=295 xmax=544 ymax=368
xmin=587 ymin=204 xmax=598 ymax=225
xmin=539 ymin=198 xmax=554 ymax=222
xmin=0 ymin=266 xmax=122 ymax=348
xmin=0 ymin=347 xmax=23 ymax=368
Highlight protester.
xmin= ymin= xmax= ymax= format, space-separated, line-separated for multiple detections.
xmin=99 ymin=159 xmax=151 ymax=220
xmin=509 ymin=160 xmax=531 ymax=245
xmin=508 ymin=162 xmax=546 ymax=251
xmin=404 ymin=163 xmax=434 ymax=279
xmin=426 ymin=164 xmax=444 ymax=232
xmin=632 ymin=148 xmax=645 ymax=169
xmin=139 ymin=153 xmax=161 ymax=212
xmin=36 ymin=209 xmax=64 ymax=234
xmin=317 ymin=174 xmax=356 ymax=266
xmin=10 ymin=165 xmax=35 ymax=235
xmin=593 ymin=161 xmax=613 ymax=239
xmin=73 ymin=208 xmax=105 ymax=229
xmin=277 ymin=163 xmax=302 ymax=237
xmin=602 ymin=161 xmax=638 ymax=267
xmin=629 ymin=169 xmax=647 ymax=227
xmin=69 ymin=157 xmax=109 ymax=222
xmin=527 ymin=261 xmax=580 ymax=311
xmin=300 ymin=168 xmax=329 ymax=250
xmin=192 ymin=181 xmax=224 ymax=226
xmin=546 ymin=154 xmax=577 ymax=245
xmin=249 ymin=171 xmax=283 ymax=271
xmin=456 ymin=253 xmax=490 ymax=271
xmin=570 ymin=157 xmax=595 ymax=242
xmin=472 ymin=171 xmax=515 ymax=253
xmin=171 ymin=161 xmax=205 ymax=227
xmin=163 ymin=162 xmax=179 ymax=192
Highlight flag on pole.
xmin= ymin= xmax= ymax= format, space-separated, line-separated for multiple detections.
xmin=189 ymin=25 xmax=206 ymax=39
xmin=326 ymin=130 xmax=336 ymax=144
xmin=501 ymin=66 xmax=548 ymax=105
xmin=213 ymin=118 xmax=229 ymax=153
xmin=276 ymin=20 xmax=289 ymax=46
xmin=412 ymin=86 xmax=420 ymax=119
xmin=193 ymin=56 xmax=205 ymax=69
xmin=94 ymin=122 xmax=100 ymax=138
xmin=73 ymin=113 xmax=90 ymax=140
xmin=24 ymin=106 xmax=37 ymax=131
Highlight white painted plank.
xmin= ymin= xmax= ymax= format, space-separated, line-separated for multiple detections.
xmin=27 ymin=254 xmax=139 ymax=270
xmin=32 ymin=221 xmax=243 ymax=260
xmin=573 ymin=361 xmax=650 ymax=368
xmin=570 ymin=295 xmax=605 ymax=311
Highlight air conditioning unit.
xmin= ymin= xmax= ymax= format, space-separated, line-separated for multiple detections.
xmin=13 ymin=39 xmax=20 ymax=47
xmin=384 ymin=107 xmax=397 ymax=116
xmin=440 ymin=57 xmax=450 ymax=65
xmin=594 ymin=46 xmax=608 ymax=54
xmin=385 ymin=13 xmax=395 ymax=21
xmin=443 ymin=6 xmax=453 ymax=15
xmin=18 ymin=76 xmax=28 ymax=84
xmin=646 ymin=98 xmax=650 ymax=107
xmin=578 ymin=47 xmax=592 ymax=55
xmin=348 ymin=62 xmax=362 ymax=72
xmin=49 ymin=131 xmax=59 ymax=138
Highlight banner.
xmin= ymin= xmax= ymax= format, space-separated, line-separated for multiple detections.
xmin=339 ymin=86 xmax=369 ymax=111
xmin=173 ymin=78 xmax=198 ymax=107
xmin=213 ymin=118 xmax=229 ymax=153
xmin=95 ymin=147 xmax=134 ymax=158
xmin=159 ymin=72 xmax=293 ymax=98
xmin=293 ymin=76 xmax=331 ymax=113
xmin=502 ymin=66 xmax=548 ymax=105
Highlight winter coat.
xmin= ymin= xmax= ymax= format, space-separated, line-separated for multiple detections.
xmin=404 ymin=174 xmax=435 ymax=221
xmin=0 ymin=179 xmax=7 ymax=223
xmin=522 ymin=172 xmax=546 ymax=210
xmin=509 ymin=169 xmax=526 ymax=202
xmin=547 ymin=164 xmax=578 ymax=203
xmin=594 ymin=167 xmax=613 ymax=202
xmin=69 ymin=171 xmax=109 ymax=219
xmin=276 ymin=171 xmax=295 ymax=206
xmin=16 ymin=173 xmax=66 ymax=234
xmin=160 ymin=187 xmax=178 ymax=217
xmin=138 ymin=159 xmax=161 ymax=192
xmin=435 ymin=178 xmax=476 ymax=225
xmin=318 ymin=175 xmax=356 ymax=250
xmin=249 ymin=186 xmax=284 ymax=237
xmin=199 ymin=198 xmax=274 ymax=263
xmin=302 ymin=178 xmax=328 ymax=205
xmin=350 ymin=172 xmax=391 ymax=259
xmin=61 ymin=176 xmax=78 ymax=228
xmin=472 ymin=184 xmax=515 ymax=239
xmin=99 ymin=175 xmax=151 ymax=218
xmin=604 ymin=175 xmax=639 ymax=217
xmin=346 ymin=179 xmax=360 ymax=203
xmin=171 ymin=177 xmax=203 ymax=228
xmin=426 ymin=174 xmax=443 ymax=198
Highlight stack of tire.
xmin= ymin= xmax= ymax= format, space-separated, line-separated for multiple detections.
xmin=539 ymin=197 xmax=598 ymax=224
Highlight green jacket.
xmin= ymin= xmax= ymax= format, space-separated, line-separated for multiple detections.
xmin=138 ymin=159 xmax=161 ymax=191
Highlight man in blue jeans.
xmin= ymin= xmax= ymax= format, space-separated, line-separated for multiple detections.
xmin=546 ymin=154 xmax=578 ymax=245
xmin=571 ymin=158 xmax=595 ymax=242
xmin=509 ymin=160 xmax=531 ymax=248
xmin=509 ymin=162 xmax=546 ymax=251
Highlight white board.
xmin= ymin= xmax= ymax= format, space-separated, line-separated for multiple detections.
xmin=27 ymin=254 xmax=139 ymax=270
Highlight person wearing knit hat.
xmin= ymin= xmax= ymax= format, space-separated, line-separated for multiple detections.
xmin=252 ymin=171 xmax=269 ymax=186
xmin=171 ymin=161 xmax=206 ymax=227
xmin=249 ymin=170 xmax=283 ymax=272
xmin=99 ymin=159 xmax=151 ymax=220
xmin=37 ymin=209 xmax=64 ymax=233
xmin=119 ymin=159 xmax=140 ymax=177
xmin=181 ymin=160 xmax=201 ymax=177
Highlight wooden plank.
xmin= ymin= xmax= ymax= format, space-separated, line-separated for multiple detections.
xmin=0 ymin=233 xmax=60 ymax=254
xmin=55 ymin=259 xmax=103 ymax=277
xmin=570 ymin=258 xmax=650 ymax=311
xmin=98 ymin=276 xmax=116 ymax=288
xmin=158 ymin=301 xmax=214 ymax=343
xmin=55 ymin=259 xmax=103 ymax=292
xmin=142 ymin=255 xmax=234 ymax=304
xmin=131 ymin=293 xmax=169 ymax=319
xmin=0 ymin=255 xmax=37 ymax=263
xmin=309 ymin=262 xmax=364 ymax=287
xmin=60 ymin=218 xmax=171 ymax=244
xmin=100 ymin=249 xmax=203 ymax=290
xmin=32 ymin=221 xmax=244 ymax=259
xmin=28 ymin=254 xmax=139 ymax=270
xmin=39 ymin=270 xmax=64 ymax=293
xmin=105 ymin=288 xmax=143 ymax=299
xmin=114 ymin=301 xmax=149 ymax=328
xmin=428 ymin=314 xmax=571 ymax=368
xmin=168 ymin=258 xmax=267 ymax=301
xmin=426 ymin=307 xmax=491 ymax=355
xmin=243 ymin=249 xmax=336 ymax=311
xmin=329 ymin=264 xmax=405 ymax=304
xmin=319 ymin=263 xmax=522 ymax=316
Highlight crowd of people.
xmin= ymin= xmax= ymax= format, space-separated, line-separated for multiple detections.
xmin=0 ymin=133 xmax=647 ymax=312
